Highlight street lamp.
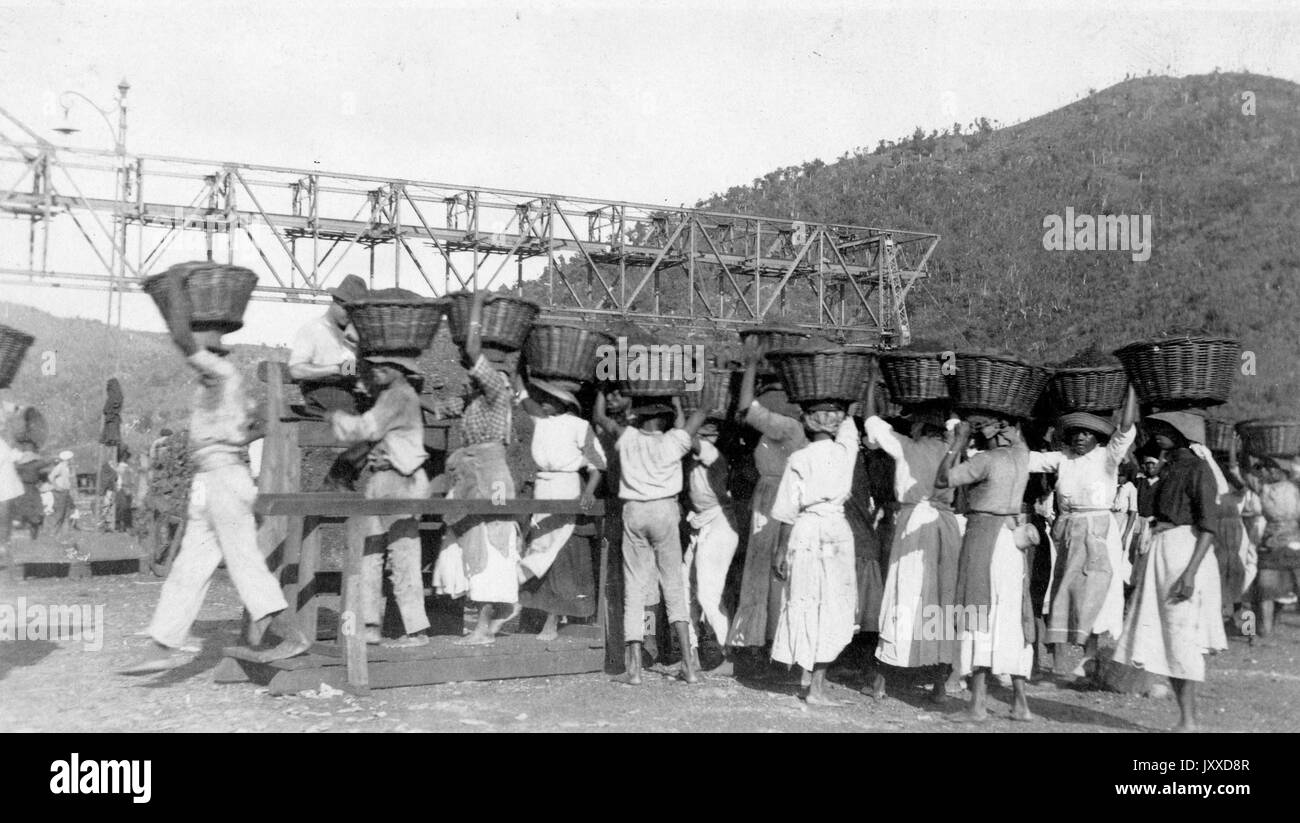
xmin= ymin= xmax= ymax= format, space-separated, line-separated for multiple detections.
xmin=53 ymin=79 xmax=130 ymax=328
xmin=53 ymin=80 xmax=131 ymax=529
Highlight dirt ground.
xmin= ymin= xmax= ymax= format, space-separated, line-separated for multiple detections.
xmin=3 ymin=561 xmax=1300 ymax=734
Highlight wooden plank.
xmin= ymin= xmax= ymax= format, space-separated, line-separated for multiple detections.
xmin=296 ymin=420 xmax=449 ymax=450
xmin=253 ymin=359 xmax=299 ymax=648
xmin=258 ymin=648 xmax=605 ymax=695
xmin=256 ymin=494 xmax=607 ymax=517
xmin=340 ymin=516 xmax=369 ymax=694
xmin=297 ymin=516 xmax=323 ymax=640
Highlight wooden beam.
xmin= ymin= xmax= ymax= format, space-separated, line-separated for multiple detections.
xmin=255 ymin=494 xmax=608 ymax=517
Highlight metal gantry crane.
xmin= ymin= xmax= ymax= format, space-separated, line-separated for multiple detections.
xmin=0 ymin=106 xmax=937 ymax=344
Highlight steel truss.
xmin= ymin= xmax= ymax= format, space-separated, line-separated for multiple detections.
xmin=0 ymin=132 xmax=937 ymax=343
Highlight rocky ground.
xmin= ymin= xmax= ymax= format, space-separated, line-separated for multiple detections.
xmin=3 ymin=560 xmax=1299 ymax=734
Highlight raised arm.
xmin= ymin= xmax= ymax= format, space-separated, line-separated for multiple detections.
xmin=592 ymin=390 xmax=624 ymax=438
xmin=165 ymin=265 xmax=198 ymax=358
xmin=681 ymin=407 xmax=708 ymax=439
xmin=935 ymin=420 xmax=972 ymax=489
xmin=463 ymin=289 xmax=486 ymax=366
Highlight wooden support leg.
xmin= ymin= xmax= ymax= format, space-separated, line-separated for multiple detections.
xmin=341 ymin=516 xmax=369 ymax=694
xmin=298 ymin=516 xmax=322 ymax=642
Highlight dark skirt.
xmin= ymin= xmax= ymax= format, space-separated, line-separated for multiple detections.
xmin=519 ymin=528 xmax=598 ymax=618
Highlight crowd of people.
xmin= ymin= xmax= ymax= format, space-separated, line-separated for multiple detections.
xmin=29 ymin=268 xmax=1279 ymax=733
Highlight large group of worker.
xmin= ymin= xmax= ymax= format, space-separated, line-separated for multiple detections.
xmin=4 ymin=268 xmax=1281 ymax=734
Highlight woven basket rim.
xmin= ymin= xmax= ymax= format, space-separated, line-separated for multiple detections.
xmin=529 ymin=321 xmax=614 ymax=336
xmin=738 ymin=324 xmax=816 ymax=337
xmin=446 ymin=291 xmax=540 ymax=307
xmin=0 ymin=326 xmax=36 ymax=344
xmin=1050 ymin=364 xmax=1125 ymax=375
xmin=1238 ymin=417 xmax=1300 ymax=428
xmin=956 ymin=350 xmax=1050 ymax=371
xmin=766 ymin=346 xmax=875 ymax=360
xmin=1114 ymin=335 xmax=1240 ymax=354
xmin=879 ymin=350 xmax=950 ymax=360
xmin=347 ymin=297 xmax=445 ymax=307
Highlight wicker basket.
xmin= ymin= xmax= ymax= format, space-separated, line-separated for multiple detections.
xmin=0 ymin=324 xmax=35 ymax=389
xmin=346 ymin=298 xmax=445 ymax=354
xmin=1047 ymin=365 xmax=1128 ymax=413
xmin=1237 ymin=418 xmax=1300 ymax=458
xmin=739 ymin=325 xmax=820 ymax=352
xmin=680 ymin=369 xmax=737 ymax=417
xmin=142 ymin=263 xmax=259 ymax=333
xmin=1113 ymin=335 xmax=1240 ymax=408
xmin=877 ymin=350 xmax=951 ymax=404
xmin=1205 ymin=417 xmax=1237 ymax=453
xmin=524 ymin=323 xmax=614 ymax=382
xmin=952 ymin=352 xmax=1051 ymax=418
xmin=765 ymin=347 xmax=875 ymax=405
xmin=621 ymin=378 xmax=686 ymax=398
xmin=445 ymin=292 xmax=540 ymax=351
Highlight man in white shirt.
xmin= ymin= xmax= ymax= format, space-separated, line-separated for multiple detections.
xmin=48 ymin=450 xmax=74 ymax=537
xmin=289 ymin=273 xmax=367 ymax=416
xmin=289 ymin=273 xmax=369 ymax=490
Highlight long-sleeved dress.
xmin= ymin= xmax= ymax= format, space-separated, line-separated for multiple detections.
xmin=769 ymin=418 xmax=859 ymax=670
xmin=865 ymin=417 xmax=962 ymax=668
xmin=729 ymin=400 xmax=806 ymax=648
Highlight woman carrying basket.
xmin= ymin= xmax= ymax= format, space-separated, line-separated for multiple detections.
xmin=430 ymin=290 xmax=525 ymax=646
xmin=1112 ymin=411 xmax=1228 ymax=732
xmin=1027 ymin=389 xmax=1138 ymax=681
xmin=936 ymin=412 xmax=1036 ymax=723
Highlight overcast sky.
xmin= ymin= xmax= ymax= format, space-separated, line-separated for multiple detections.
xmin=1 ymin=0 xmax=1297 ymax=345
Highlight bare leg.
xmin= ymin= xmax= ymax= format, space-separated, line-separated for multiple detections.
xmin=1171 ymin=677 xmax=1198 ymax=732
xmin=536 ymin=612 xmax=559 ymax=642
xmin=1258 ymin=599 xmax=1275 ymax=639
xmin=1010 ymin=675 xmax=1034 ymax=721
xmin=486 ymin=601 xmax=521 ymax=635
xmin=613 ymin=641 xmax=643 ymax=685
xmin=805 ymin=663 xmax=845 ymax=706
xmin=953 ymin=667 xmax=990 ymax=722
xmin=930 ymin=663 xmax=951 ymax=704
xmin=863 ymin=670 xmax=886 ymax=700
xmin=456 ymin=604 xmax=498 ymax=645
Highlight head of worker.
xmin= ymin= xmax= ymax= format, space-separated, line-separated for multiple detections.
xmin=328 ymin=274 xmax=368 ymax=327
xmin=1058 ymin=411 xmax=1115 ymax=457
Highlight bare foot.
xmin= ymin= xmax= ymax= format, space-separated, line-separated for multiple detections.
xmin=454 ymin=633 xmax=495 ymax=647
xmin=929 ymin=687 xmax=949 ymax=705
xmin=613 ymin=671 xmax=642 ymax=686
xmin=1173 ymin=720 xmax=1199 ymax=733
xmin=861 ymin=672 xmax=886 ymax=700
xmin=487 ymin=603 xmax=522 ymax=636
xmin=248 ymin=633 xmax=312 ymax=663
xmin=118 ymin=645 xmax=194 ymax=674
xmin=949 ymin=708 xmax=990 ymax=724
xmin=1010 ymin=705 xmax=1035 ymax=722
xmin=804 ymin=691 xmax=848 ymax=707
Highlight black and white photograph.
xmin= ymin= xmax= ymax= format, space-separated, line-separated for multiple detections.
xmin=0 ymin=0 xmax=1296 ymax=760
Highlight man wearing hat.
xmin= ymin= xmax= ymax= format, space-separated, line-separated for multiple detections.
xmin=124 ymin=265 xmax=311 ymax=672
xmin=48 ymin=450 xmax=75 ymax=538
xmin=1025 ymin=389 xmax=1138 ymax=680
xmin=327 ymin=350 xmax=433 ymax=647
xmin=289 ymin=273 xmax=367 ymax=413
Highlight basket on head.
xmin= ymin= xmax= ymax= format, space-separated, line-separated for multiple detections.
xmin=445 ymin=292 xmax=540 ymax=352
xmin=345 ymin=297 xmax=445 ymax=354
xmin=1112 ymin=335 xmax=1240 ymax=408
xmin=765 ymin=347 xmax=875 ymax=405
xmin=1204 ymin=417 xmax=1237 ymax=453
xmin=679 ymin=368 xmax=737 ymax=418
xmin=620 ymin=377 xmax=687 ymax=398
xmin=877 ymin=349 xmax=952 ymax=404
xmin=0 ymin=324 xmax=35 ymax=389
xmin=951 ymin=351 xmax=1051 ymax=419
xmin=142 ymin=262 xmax=259 ymax=333
xmin=740 ymin=325 xmax=826 ymax=376
xmin=524 ymin=322 xmax=614 ymax=382
xmin=1047 ymin=365 xmax=1128 ymax=413
xmin=1236 ymin=418 xmax=1300 ymax=459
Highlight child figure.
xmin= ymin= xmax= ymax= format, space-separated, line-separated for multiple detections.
xmin=769 ymin=404 xmax=860 ymax=706
xmin=517 ymin=378 xmax=605 ymax=641
xmin=328 ymin=353 xmax=432 ymax=648
xmin=683 ymin=414 xmax=740 ymax=670
xmin=596 ymin=392 xmax=706 ymax=685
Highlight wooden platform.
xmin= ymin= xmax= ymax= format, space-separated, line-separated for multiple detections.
xmin=5 ymin=533 xmax=144 ymax=581
xmin=220 ymin=625 xmax=605 ymax=695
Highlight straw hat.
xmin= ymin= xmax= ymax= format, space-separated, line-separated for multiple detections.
xmin=363 ymin=353 xmax=421 ymax=374
xmin=1145 ymin=410 xmax=1206 ymax=445
xmin=59 ymin=450 xmax=74 ymax=461
xmin=329 ymin=274 xmax=369 ymax=303
xmin=1058 ymin=411 xmax=1115 ymax=438
xmin=530 ymin=378 xmax=580 ymax=413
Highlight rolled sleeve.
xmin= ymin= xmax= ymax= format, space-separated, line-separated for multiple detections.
xmin=864 ymin=415 xmax=905 ymax=460
xmin=664 ymin=428 xmax=693 ymax=460
xmin=469 ymin=355 xmax=510 ymax=404
xmin=1027 ymin=449 xmax=1062 ymax=474
xmin=770 ymin=465 xmax=801 ymax=525
xmin=1106 ymin=425 xmax=1137 ymax=468
xmin=946 ymin=454 xmax=989 ymax=489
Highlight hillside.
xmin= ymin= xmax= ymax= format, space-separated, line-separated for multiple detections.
xmin=694 ymin=72 xmax=1300 ymax=420
xmin=0 ymin=302 xmax=286 ymax=466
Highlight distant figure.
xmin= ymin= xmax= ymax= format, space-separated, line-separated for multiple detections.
xmin=48 ymin=451 xmax=75 ymax=537
xmin=115 ymin=447 xmax=134 ymax=533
